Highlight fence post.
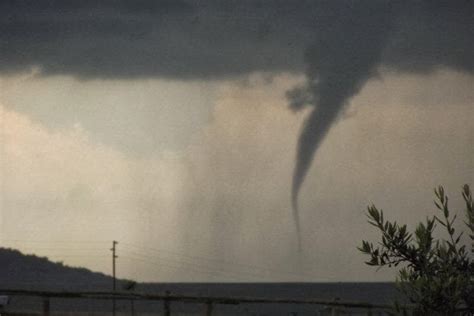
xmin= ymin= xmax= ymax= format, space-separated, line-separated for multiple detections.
xmin=163 ymin=291 xmax=171 ymax=316
xmin=130 ymin=299 xmax=135 ymax=316
xmin=205 ymin=300 xmax=213 ymax=316
xmin=42 ymin=297 xmax=50 ymax=316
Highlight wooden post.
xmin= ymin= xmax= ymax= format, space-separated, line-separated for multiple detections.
xmin=331 ymin=297 xmax=340 ymax=316
xmin=205 ymin=300 xmax=213 ymax=316
xmin=163 ymin=291 xmax=171 ymax=316
xmin=111 ymin=241 xmax=118 ymax=316
xmin=130 ymin=299 xmax=135 ymax=316
xmin=42 ymin=297 xmax=50 ymax=316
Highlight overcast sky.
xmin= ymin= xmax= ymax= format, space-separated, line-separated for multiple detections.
xmin=0 ymin=0 xmax=473 ymax=282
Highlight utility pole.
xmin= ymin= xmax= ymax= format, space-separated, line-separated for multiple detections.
xmin=111 ymin=240 xmax=118 ymax=316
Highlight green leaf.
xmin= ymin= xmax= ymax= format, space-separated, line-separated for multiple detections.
xmin=359 ymin=184 xmax=473 ymax=314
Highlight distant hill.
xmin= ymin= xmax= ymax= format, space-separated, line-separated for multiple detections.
xmin=0 ymin=247 xmax=115 ymax=291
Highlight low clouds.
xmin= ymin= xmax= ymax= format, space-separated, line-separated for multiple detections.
xmin=1 ymin=72 xmax=472 ymax=281
xmin=0 ymin=74 xmax=216 ymax=154
xmin=0 ymin=76 xmax=306 ymax=281
xmin=0 ymin=101 xmax=191 ymax=278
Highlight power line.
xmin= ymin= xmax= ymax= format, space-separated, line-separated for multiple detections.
xmin=120 ymin=241 xmax=318 ymax=280
xmin=120 ymin=248 xmax=296 ymax=281
xmin=2 ymin=239 xmax=321 ymax=280
xmin=46 ymin=254 xmax=109 ymax=258
xmin=119 ymin=255 xmax=245 ymax=282
xmin=122 ymin=248 xmax=269 ymax=279
xmin=2 ymin=239 xmax=110 ymax=244
xmin=121 ymin=251 xmax=259 ymax=280
xmin=2 ymin=246 xmax=105 ymax=251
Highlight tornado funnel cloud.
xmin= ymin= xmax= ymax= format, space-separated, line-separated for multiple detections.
xmin=291 ymin=105 xmax=343 ymax=247
xmin=291 ymin=106 xmax=341 ymax=209
xmin=288 ymin=5 xmax=395 ymax=251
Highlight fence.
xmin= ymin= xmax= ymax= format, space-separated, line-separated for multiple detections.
xmin=0 ymin=289 xmax=403 ymax=316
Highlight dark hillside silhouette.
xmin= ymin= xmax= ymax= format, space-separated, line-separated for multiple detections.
xmin=0 ymin=248 xmax=115 ymax=291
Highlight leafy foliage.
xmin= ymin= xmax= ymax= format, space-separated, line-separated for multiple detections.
xmin=359 ymin=185 xmax=474 ymax=315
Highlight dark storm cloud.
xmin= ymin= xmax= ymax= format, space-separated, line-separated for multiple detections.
xmin=1 ymin=0 xmax=473 ymax=245
xmin=0 ymin=0 xmax=313 ymax=78
xmin=1 ymin=1 xmax=472 ymax=79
